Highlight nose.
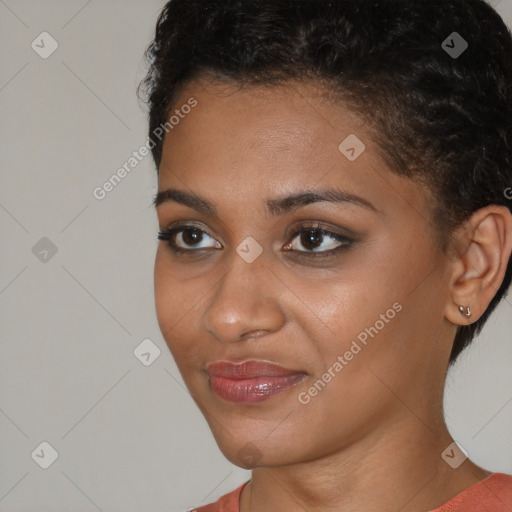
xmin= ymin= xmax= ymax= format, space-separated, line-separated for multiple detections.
xmin=201 ymin=254 xmax=286 ymax=344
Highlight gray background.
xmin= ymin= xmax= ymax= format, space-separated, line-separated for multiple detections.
xmin=0 ymin=1 xmax=511 ymax=511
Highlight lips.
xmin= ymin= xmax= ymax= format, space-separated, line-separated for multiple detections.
xmin=206 ymin=360 xmax=305 ymax=379
xmin=206 ymin=360 xmax=308 ymax=403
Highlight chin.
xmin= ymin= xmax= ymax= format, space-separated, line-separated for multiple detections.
xmin=211 ymin=430 xmax=305 ymax=469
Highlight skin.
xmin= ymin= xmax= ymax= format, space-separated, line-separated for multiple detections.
xmin=153 ymin=77 xmax=512 ymax=512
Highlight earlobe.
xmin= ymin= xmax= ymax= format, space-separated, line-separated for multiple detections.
xmin=457 ymin=305 xmax=472 ymax=319
xmin=445 ymin=302 xmax=474 ymax=326
xmin=445 ymin=205 xmax=512 ymax=326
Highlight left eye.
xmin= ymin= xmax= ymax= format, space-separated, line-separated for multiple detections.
xmin=284 ymin=227 xmax=353 ymax=253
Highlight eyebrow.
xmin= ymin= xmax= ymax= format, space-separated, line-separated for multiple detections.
xmin=153 ymin=187 xmax=380 ymax=217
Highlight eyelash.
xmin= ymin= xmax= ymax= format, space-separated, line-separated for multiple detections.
xmin=157 ymin=222 xmax=355 ymax=259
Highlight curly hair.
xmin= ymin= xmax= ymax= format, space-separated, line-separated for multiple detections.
xmin=138 ymin=0 xmax=512 ymax=365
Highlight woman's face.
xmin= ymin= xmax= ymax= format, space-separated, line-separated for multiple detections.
xmin=154 ymin=78 xmax=455 ymax=467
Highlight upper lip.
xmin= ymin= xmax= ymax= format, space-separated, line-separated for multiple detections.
xmin=205 ymin=360 xmax=307 ymax=379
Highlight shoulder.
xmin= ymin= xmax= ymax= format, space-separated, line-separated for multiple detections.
xmin=430 ymin=472 xmax=512 ymax=511
xmin=191 ymin=481 xmax=249 ymax=512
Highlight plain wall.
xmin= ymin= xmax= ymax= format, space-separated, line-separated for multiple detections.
xmin=1 ymin=1 xmax=511 ymax=510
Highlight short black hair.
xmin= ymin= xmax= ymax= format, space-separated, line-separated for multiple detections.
xmin=138 ymin=0 xmax=512 ymax=365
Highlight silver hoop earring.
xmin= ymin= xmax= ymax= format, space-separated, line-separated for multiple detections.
xmin=458 ymin=305 xmax=472 ymax=318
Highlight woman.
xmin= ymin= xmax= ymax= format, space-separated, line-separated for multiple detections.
xmin=139 ymin=0 xmax=512 ymax=510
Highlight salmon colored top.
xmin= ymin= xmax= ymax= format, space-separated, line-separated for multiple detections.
xmin=192 ymin=473 xmax=512 ymax=512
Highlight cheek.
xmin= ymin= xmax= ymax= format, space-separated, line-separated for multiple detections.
xmin=312 ymin=239 xmax=446 ymax=391
xmin=154 ymin=252 xmax=195 ymax=344
xmin=304 ymin=254 xmax=390 ymax=326
xmin=153 ymin=251 xmax=210 ymax=369
xmin=153 ymin=251 xmax=174 ymax=331
xmin=297 ymin=244 xmax=417 ymax=369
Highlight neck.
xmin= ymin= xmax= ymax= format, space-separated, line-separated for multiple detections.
xmin=239 ymin=413 xmax=490 ymax=512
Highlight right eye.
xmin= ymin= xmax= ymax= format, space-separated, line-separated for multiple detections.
xmin=158 ymin=226 xmax=223 ymax=254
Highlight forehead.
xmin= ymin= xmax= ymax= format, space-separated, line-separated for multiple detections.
xmin=157 ymin=78 xmax=431 ymax=225
xmin=161 ymin=79 xmax=370 ymax=181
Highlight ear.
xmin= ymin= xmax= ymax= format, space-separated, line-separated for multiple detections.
xmin=444 ymin=205 xmax=512 ymax=326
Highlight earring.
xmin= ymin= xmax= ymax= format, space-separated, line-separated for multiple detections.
xmin=458 ymin=305 xmax=472 ymax=318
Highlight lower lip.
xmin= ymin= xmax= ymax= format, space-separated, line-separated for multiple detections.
xmin=209 ymin=374 xmax=307 ymax=403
